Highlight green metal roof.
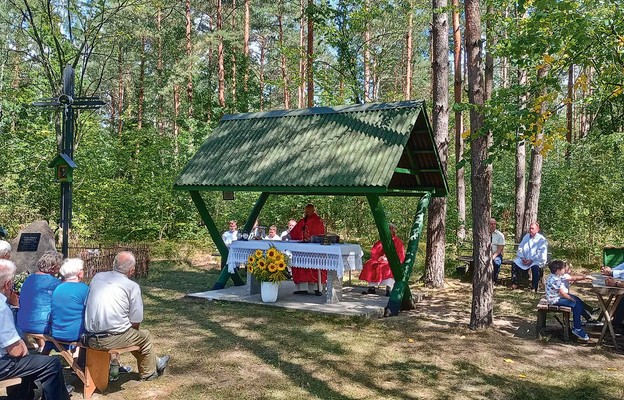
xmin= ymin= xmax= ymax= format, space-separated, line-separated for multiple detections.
xmin=174 ymin=101 xmax=448 ymax=197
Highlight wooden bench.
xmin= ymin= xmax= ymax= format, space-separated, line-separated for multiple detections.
xmin=27 ymin=334 xmax=139 ymax=399
xmin=536 ymin=298 xmax=572 ymax=342
xmin=0 ymin=377 xmax=21 ymax=389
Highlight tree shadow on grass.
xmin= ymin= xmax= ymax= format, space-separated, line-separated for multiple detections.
xmin=452 ymin=360 xmax=621 ymax=400
xmin=142 ymin=290 xmax=427 ymax=400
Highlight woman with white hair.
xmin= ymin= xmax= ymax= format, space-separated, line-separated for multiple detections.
xmin=50 ymin=258 xmax=89 ymax=342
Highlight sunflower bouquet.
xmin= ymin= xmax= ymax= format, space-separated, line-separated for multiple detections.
xmin=247 ymin=245 xmax=291 ymax=283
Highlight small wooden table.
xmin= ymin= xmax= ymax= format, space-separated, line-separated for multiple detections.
xmin=589 ymin=275 xmax=624 ymax=350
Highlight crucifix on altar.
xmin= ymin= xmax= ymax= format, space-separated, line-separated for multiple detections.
xmin=33 ymin=64 xmax=105 ymax=257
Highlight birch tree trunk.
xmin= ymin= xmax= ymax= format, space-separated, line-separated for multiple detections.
xmin=452 ymin=0 xmax=466 ymax=242
xmin=259 ymin=36 xmax=266 ymax=111
xmin=523 ymin=66 xmax=549 ymax=234
xmin=298 ymin=0 xmax=306 ymax=108
xmin=231 ymin=0 xmax=237 ymax=108
xmin=424 ymin=0 xmax=449 ymax=288
xmin=566 ymin=64 xmax=574 ymax=157
xmin=157 ymin=8 xmax=164 ymax=136
xmin=278 ymin=10 xmax=290 ymax=108
xmin=465 ymin=0 xmax=493 ymax=329
xmin=404 ymin=0 xmax=414 ymax=100
xmin=244 ymin=0 xmax=250 ymax=95
xmin=138 ymin=36 xmax=145 ymax=129
xmin=217 ymin=0 xmax=226 ymax=108
xmin=186 ymin=0 xmax=193 ymax=118
xmin=117 ymin=44 xmax=124 ymax=139
xmin=515 ymin=68 xmax=527 ymax=241
xmin=363 ymin=0 xmax=371 ymax=102
xmin=173 ymin=84 xmax=180 ymax=159
xmin=306 ymin=0 xmax=314 ymax=107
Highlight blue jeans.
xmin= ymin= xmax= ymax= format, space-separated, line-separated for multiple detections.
xmin=511 ymin=262 xmax=541 ymax=290
xmin=554 ymin=295 xmax=583 ymax=330
xmin=492 ymin=254 xmax=503 ymax=282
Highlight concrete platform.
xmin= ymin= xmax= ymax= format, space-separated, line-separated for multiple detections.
xmin=187 ymin=281 xmax=387 ymax=318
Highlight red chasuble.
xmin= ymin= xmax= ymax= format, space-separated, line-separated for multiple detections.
xmin=359 ymin=235 xmax=405 ymax=284
xmin=289 ymin=213 xmax=327 ymax=284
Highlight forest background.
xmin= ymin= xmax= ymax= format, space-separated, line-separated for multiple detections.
xmin=0 ymin=0 xmax=622 ymax=271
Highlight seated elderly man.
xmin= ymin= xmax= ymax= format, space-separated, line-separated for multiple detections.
xmin=0 ymin=259 xmax=72 ymax=399
xmin=84 ymin=251 xmax=169 ymax=381
xmin=0 ymin=240 xmax=18 ymax=308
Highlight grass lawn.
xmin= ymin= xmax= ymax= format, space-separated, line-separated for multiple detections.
xmin=8 ymin=259 xmax=624 ymax=400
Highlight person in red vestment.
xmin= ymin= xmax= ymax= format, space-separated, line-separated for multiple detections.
xmin=360 ymin=223 xmax=405 ymax=296
xmin=289 ymin=204 xmax=326 ymax=295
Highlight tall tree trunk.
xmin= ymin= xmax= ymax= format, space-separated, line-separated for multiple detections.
xmin=231 ymin=0 xmax=237 ymax=109
xmin=244 ymin=0 xmax=250 ymax=95
xmin=306 ymin=0 xmax=314 ymax=107
xmin=466 ymin=0 xmax=492 ymax=330
xmin=566 ymin=64 xmax=574 ymax=156
xmin=278 ymin=10 xmax=290 ymax=108
xmin=298 ymin=0 xmax=306 ymax=108
xmin=523 ymin=66 xmax=549 ymax=233
xmin=157 ymin=8 xmax=164 ymax=136
xmin=259 ymin=37 xmax=266 ymax=111
xmin=515 ymin=69 xmax=527 ymax=242
xmin=404 ymin=0 xmax=414 ymax=100
xmin=117 ymin=44 xmax=124 ymax=139
xmin=173 ymin=84 xmax=180 ymax=159
xmin=138 ymin=36 xmax=145 ymax=129
xmin=186 ymin=0 xmax=193 ymax=118
xmin=500 ymin=8 xmax=510 ymax=88
xmin=217 ymin=0 xmax=226 ymax=108
xmin=452 ymin=0 xmax=466 ymax=242
xmin=484 ymin=1 xmax=495 ymax=209
xmin=424 ymin=0 xmax=449 ymax=288
xmin=363 ymin=0 xmax=371 ymax=102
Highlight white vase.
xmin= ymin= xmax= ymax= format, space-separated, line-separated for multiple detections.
xmin=261 ymin=281 xmax=280 ymax=303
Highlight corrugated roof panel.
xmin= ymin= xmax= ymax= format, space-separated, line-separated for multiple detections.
xmin=175 ymin=100 xmax=448 ymax=196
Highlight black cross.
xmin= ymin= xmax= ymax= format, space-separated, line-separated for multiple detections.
xmin=33 ymin=64 xmax=105 ymax=257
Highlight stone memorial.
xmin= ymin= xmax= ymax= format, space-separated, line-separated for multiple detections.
xmin=9 ymin=220 xmax=57 ymax=273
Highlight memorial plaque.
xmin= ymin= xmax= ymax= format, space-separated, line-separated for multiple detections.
xmin=10 ymin=221 xmax=57 ymax=273
xmin=17 ymin=233 xmax=41 ymax=252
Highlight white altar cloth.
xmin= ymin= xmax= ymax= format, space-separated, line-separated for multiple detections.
xmin=227 ymin=240 xmax=363 ymax=278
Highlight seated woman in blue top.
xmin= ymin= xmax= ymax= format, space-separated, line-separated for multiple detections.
xmin=50 ymin=258 xmax=89 ymax=341
xmin=17 ymin=251 xmax=62 ymax=349
xmin=41 ymin=258 xmax=90 ymax=363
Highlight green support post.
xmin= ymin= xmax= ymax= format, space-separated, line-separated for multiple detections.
xmin=189 ymin=191 xmax=245 ymax=289
xmin=385 ymin=192 xmax=431 ymax=316
xmin=243 ymin=192 xmax=270 ymax=235
xmin=366 ymin=195 xmax=403 ymax=281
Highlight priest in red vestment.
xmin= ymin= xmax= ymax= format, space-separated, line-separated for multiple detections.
xmin=360 ymin=223 xmax=405 ymax=296
xmin=289 ymin=204 xmax=326 ymax=295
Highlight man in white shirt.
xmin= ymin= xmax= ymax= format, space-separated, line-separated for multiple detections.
xmin=264 ymin=225 xmax=281 ymax=241
xmin=222 ymin=220 xmax=238 ymax=247
xmin=489 ymin=218 xmax=505 ymax=283
xmin=84 ymin=251 xmax=170 ymax=381
xmin=280 ymin=219 xmax=297 ymax=241
xmin=0 ymin=259 xmax=71 ymax=399
xmin=511 ymin=222 xmax=548 ymax=292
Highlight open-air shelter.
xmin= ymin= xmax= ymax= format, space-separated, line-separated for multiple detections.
xmin=174 ymin=100 xmax=448 ymax=315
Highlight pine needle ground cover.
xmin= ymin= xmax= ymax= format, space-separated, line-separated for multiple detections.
xmin=11 ymin=260 xmax=622 ymax=400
